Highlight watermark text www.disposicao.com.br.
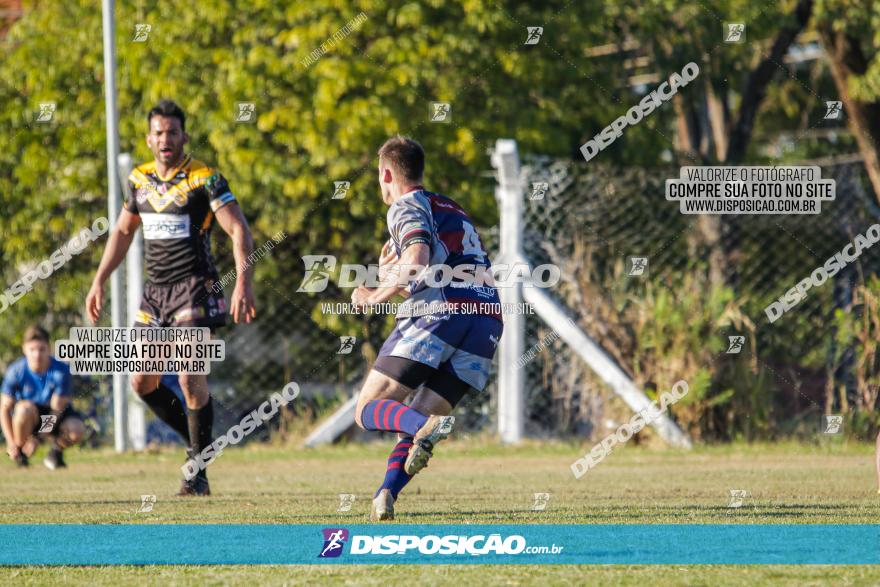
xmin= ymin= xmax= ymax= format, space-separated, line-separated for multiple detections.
xmin=344 ymin=534 xmax=564 ymax=557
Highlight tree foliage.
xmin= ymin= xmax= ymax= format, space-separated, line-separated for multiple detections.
xmin=0 ymin=0 xmax=838 ymax=368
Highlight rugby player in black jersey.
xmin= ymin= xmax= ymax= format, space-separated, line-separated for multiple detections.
xmin=85 ymin=100 xmax=256 ymax=496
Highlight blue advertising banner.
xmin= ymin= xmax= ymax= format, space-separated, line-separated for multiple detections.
xmin=0 ymin=524 xmax=877 ymax=565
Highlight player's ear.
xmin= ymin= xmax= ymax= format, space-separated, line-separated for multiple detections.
xmin=183 ymin=132 xmax=190 ymax=146
xmin=382 ymin=168 xmax=392 ymax=184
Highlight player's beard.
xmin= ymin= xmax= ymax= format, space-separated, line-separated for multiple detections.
xmin=159 ymin=147 xmax=184 ymax=166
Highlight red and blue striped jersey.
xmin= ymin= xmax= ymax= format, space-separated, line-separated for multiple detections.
xmin=386 ymin=188 xmax=501 ymax=320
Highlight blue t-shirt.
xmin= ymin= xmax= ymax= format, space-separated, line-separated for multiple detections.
xmin=1 ymin=357 xmax=72 ymax=406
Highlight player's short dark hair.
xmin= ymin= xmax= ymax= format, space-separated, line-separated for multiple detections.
xmin=23 ymin=325 xmax=49 ymax=345
xmin=147 ymin=99 xmax=186 ymax=132
xmin=378 ymin=136 xmax=424 ymax=183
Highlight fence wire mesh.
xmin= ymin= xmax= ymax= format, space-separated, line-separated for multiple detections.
xmin=494 ymin=156 xmax=880 ymax=440
xmin=12 ymin=156 xmax=880 ymax=445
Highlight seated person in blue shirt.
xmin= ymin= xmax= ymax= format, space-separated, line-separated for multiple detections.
xmin=1 ymin=325 xmax=85 ymax=469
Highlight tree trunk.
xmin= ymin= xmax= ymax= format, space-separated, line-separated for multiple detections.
xmin=725 ymin=0 xmax=814 ymax=164
xmin=820 ymin=27 xmax=880 ymax=204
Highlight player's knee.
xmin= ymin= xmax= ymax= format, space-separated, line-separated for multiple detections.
xmin=178 ymin=375 xmax=208 ymax=406
xmin=13 ymin=401 xmax=37 ymax=422
xmin=178 ymin=374 xmax=208 ymax=395
xmin=130 ymin=374 xmax=157 ymax=396
xmin=62 ymin=419 xmax=85 ymax=444
xmin=354 ymin=403 xmax=366 ymax=430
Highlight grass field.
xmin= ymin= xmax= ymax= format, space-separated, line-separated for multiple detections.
xmin=2 ymin=438 xmax=880 ymax=585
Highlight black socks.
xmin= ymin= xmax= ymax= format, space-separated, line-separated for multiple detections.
xmin=142 ymin=383 xmax=214 ymax=480
xmin=142 ymin=383 xmax=191 ymax=444
xmin=187 ymin=397 xmax=214 ymax=465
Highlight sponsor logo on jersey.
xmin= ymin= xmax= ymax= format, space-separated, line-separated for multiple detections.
xmin=142 ymin=181 xmax=192 ymax=212
xmin=422 ymin=314 xmax=450 ymax=323
xmin=449 ymin=281 xmax=497 ymax=298
xmin=141 ymin=213 xmax=190 ymax=240
xmin=136 ymin=186 xmax=150 ymax=205
xmin=433 ymin=200 xmax=457 ymax=210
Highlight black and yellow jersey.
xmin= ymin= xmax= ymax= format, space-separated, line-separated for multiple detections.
xmin=125 ymin=154 xmax=237 ymax=285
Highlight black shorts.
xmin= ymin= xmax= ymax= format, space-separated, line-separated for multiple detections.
xmin=373 ymin=355 xmax=472 ymax=408
xmin=33 ymin=404 xmax=82 ymax=436
xmin=134 ymin=274 xmax=227 ymax=331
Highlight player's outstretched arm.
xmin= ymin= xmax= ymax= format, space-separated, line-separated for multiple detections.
xmin=215 ymin=202 xmax=256 ymax=324
xmin=352 ymin=243 xmax=428 ymax=309
xmin=49 ymin=392 xmax=71 ymax=417
xmin=85 ymin=209 xmax=140 ymax=324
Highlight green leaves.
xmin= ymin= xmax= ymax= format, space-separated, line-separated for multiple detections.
xmin=0 ymin=0 xmax=821 ymax=358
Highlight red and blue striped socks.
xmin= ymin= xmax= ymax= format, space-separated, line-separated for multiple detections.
xmin=377 ymin=436 xmax=414 ymax=499
xmin=360 ymin=399 xmax=428 ymax=435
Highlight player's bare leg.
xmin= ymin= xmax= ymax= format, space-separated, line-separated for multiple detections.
xmin=178 ymin=372 xmax=212 ymax=496
xmin=11 ymin=401 xmax=38 ymax=467
xmin=355 ymin=370 xmax=415 ymax=428
xmin=21 ymin=436 xmax=40 ymax=459
xmin=875 ymin=430 xmax=880 ymax=494
xmin=55 ymin=418 xmax=85 ymax=449
xmin=43 ymin=416 xmax=86 ymax=470
xmin=50 ymin=416 xmax=83 ymax=468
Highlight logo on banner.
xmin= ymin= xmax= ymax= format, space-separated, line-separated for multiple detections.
xmin=319 ymin=528 xmax=349 ymax=558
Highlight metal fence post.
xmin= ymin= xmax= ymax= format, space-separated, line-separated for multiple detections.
xmin=118 ymin=153 xmax=146 ymax=450
xmin=491 ymin=139 xmax=525 ymax=444
xmin=102 ymin=0 xmax=127 ymax=452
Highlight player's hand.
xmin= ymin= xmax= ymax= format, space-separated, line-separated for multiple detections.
xmin=379 ymin=239 xmax=396 ymax=266
xmin=351 ymin=285 xmax=374 ymax=310
xmin=231 ymin=281 xmax=256 ymax=324
xmin=378 ymin=240 xmax=401 ymax=286
xmin=85 ymin=281 xmax=104 ymax=324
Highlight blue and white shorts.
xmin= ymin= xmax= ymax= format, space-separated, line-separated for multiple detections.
xmin=375 ymin=313 xmax=503 ymax=392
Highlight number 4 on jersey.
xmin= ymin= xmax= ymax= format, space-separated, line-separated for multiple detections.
xmin=461 ymin=221 xmax=485 ymax=263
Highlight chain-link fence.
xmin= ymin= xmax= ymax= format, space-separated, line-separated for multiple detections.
xmin=181 ymin=156 xmax=880 ymax=444
xmin=17 ymin=155 xmax=880 ymax=446
xmin=492 ymin=155 xmax=880 ymax=441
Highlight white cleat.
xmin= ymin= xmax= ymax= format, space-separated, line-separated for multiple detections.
xmin=371 ymin=489 xmax=395 ymax=522
xmin=405 ymin=415 xmax=455 ymax=476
